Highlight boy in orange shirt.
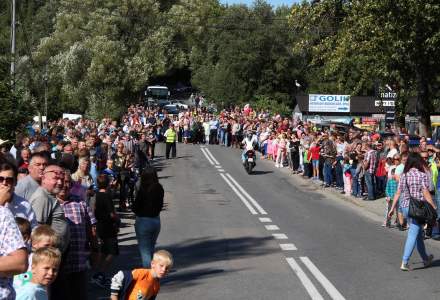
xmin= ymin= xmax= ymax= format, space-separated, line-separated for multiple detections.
xmin=110 ymin=250 xmax=173 ymax=300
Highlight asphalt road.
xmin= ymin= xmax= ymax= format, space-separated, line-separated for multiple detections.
xmin=90 ymin=142 xmax=440 ymax=300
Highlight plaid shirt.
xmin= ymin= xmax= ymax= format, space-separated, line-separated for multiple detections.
xmin=385 ymin=179 xmax=398 ymax=198
xmin=398 ymin=168 xmax=429 ymax=208
xmin=61 ymin=196 xmax=96 ymax=274
xmin=364 ymin=149 xmax=377 ymax=174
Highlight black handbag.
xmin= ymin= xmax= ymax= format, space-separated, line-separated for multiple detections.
xmin=406 ymin=178 xmax=437 ymax=223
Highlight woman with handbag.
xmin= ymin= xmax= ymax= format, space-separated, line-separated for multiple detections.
xmin=389 ymin=152 xmax=437 ymax=271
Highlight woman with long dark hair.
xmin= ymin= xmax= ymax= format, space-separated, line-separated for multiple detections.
xmin=389 ymin=152 xmax=437 ymax=271
xmin=133 ymin=166 xmax=164 ymax=267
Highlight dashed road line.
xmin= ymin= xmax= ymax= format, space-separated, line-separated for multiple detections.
xmin=286 ymin=258 xmax=325 ymax=300
xmin=259 ymin=217 xmax=272 ymax=223
xmin=218 ymin=169 xmax=225 ymax=172
xmin=215 ymin=165 xmax=222 ymax=168
xmin=300 ymin=257 xmax=346 ymax=300
xmin=279 ymin=243 xmax=297 ymax=251
xmin=272 ymin=233 xmax=288 ymax=239
xmin=265 ymin=224 xmax=280 ymax=231
xmin=220 ymin=173 xmax=258 ymax=215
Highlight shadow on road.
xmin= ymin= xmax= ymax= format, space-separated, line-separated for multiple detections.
xmin=155 ymin=235 xmax=275 ymax=289
xmin=250 ymin=170 xmax=274 ymax=175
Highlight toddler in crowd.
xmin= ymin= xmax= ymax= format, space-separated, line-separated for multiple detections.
xmin=384 ymin=168 xmax=398 ymax=227
xmin=343 ymin=156 xmax=352 ymax=195
xmin=13 ymin=225 xmax=58 ymax=292
xmin=110 ymin=250 xmax=173 ymax=300
xmin=15 ymin=247 xmax=61 ymax=300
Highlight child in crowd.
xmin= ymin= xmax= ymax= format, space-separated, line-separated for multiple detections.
xmin=14 ymin=225 xmax=58 ymax=291
xmin=110 ymin=250 xmax=173 ymax=300
xmin=275 ymin=134 xmax=287 ymax=168
xmin=302 ymin=144 xmax=310 ymax=177
xmin=15 ymin=247 xmax=61 ymax=300
xmin=92 ymin=174 xmax=120 ymax=288
xmin=15 ymin=217 xmax=31 ymax=248
xmin=309 ymin=141 xmax=320 ymax=180
xmin=343 ymin=156 xmax=352 ymax=195
xmin=384 ymin=168 xmax=398 ymax=227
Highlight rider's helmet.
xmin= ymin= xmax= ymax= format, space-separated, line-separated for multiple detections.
xmin=246 ymin=132 xmax=253 ymax=139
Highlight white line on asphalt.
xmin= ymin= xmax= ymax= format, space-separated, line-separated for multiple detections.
xmin=200 ymin=148 xmax=215 ymax=165
xmin=300 ymin=257 xmax=346 ymax=300
xmin=265 ymin=224 xmax=280 ymax=231
xmin=225 ymin=173 xmax=268 ymax=215
xmin=215 ymin=165 xmax=222 ymax=168
xmin=220 ymin=173 xmax=258 ymax=215
xmin=259 ymin=217 xmax=272 ymax=222
xmin=286 ymin=258 xmax=325 ymax=300
xmin=218 ymin=169 xmax=225 ymax=172
xmin=272 ymin=233 xmax=288 ymax=239
xmin=204 ymin=148 xmax=220 ymax=165
xmin=279 ymin=243 xmax=297 ymax=251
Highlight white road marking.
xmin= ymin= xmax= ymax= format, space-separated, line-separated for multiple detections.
xmin=220 ymin=173 xmax=258 ymax=215
xmin=218 ymin=169 xmax=225 ymax=172
xmin=286 ymin=258 xmax=325 ymax=300
xmin=225 ymin=173 xmax=267 ymax=215
xmin=279 ymin=243 xmax=297 ymax=251
xmin=300 ymin=257 xmax=346 ymax=300
xmin=272 ymin=233 xmax=288 ymax=239
xmin=259 ymin=217 xmax=272 ymax=222
xmin=215 ymin=165 xmax=222 ymax=168
xmin=265 ymin=224 xmax=280 ymax=231
xmin=200 ymin=148 xmax=215 ymax=165
xmin=204 ymin=148 xmax=220 ymax=165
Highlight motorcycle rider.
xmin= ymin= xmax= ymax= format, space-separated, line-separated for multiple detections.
xmin=241 ymin=131 xmax=258 ymax=164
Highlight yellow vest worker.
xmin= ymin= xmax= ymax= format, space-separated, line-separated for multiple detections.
xmin=164 ymin=124 xmax=177 ymax=159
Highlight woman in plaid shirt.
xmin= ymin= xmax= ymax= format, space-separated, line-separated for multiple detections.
xmin=389 ymin=152 xmax=437 ymax=271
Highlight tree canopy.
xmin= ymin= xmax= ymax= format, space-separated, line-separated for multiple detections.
xmin=1 ymin=0 xmax=439 ymax=134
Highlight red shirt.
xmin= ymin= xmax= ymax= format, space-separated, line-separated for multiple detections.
xmin=309 ymin=146 xmax=320 ymax=160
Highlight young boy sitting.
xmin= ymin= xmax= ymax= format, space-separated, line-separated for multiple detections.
xmin=110 ymin=250 xmax=173 ymax=300
xmin=14 ymin=247 xmax=61 ymax=300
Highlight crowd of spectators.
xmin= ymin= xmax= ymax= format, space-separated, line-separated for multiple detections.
xmin=0 ymin=104 xmax=182 ymax=299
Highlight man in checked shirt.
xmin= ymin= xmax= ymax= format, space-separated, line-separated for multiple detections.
xmin=363 ymin=143 xmax=378 ymax=200
xmin=55 ymin=170 xmax=97 ymax=300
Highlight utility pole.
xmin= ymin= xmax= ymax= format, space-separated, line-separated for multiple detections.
xmin=44 ymin=65 xmax=48 ymax=130
xmin=10 ymin=0 xmax=16 ymax=89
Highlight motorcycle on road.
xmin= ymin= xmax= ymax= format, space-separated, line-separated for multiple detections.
xmin=243 ymin=150 xmax=256 ymax=174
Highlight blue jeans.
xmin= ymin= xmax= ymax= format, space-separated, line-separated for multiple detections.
xmin=323 ymin=161 xmax=333 ymax=186
xmin=335 ymin=157 xmax=344 ymax=188
xmin=402 ymin=217 xmax=429 ymax=264
xmin=351 ymin=169 xmax=360 ymax=196
xmin=364 ymin=171 xmax=375 ymax=200
xmin=135 ymin=216 xmax=161 ymax=267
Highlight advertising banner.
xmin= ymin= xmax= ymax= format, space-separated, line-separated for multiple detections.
xmin=309 ymin=94 xmax=350 ymax=113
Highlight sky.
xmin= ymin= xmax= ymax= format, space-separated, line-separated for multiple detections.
xmin=221 ymin=0 xmax=301 ymax=7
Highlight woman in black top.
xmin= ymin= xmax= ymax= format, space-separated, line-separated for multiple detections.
xmin=133 ymin=166 xmax=164 ymax=267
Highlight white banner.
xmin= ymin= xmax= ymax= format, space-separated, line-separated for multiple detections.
xmin=309 ymin=94 xmax=350 ymax=113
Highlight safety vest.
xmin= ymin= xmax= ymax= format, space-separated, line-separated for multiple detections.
xmin=165 ymin=129 xmax=176 ymax=143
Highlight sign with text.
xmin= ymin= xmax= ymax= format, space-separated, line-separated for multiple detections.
xmin=309 ymin=94 xmax=351 ymax=113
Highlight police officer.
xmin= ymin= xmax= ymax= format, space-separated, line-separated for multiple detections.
xmin=164 ymin=124 xmax=177 ymax=159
